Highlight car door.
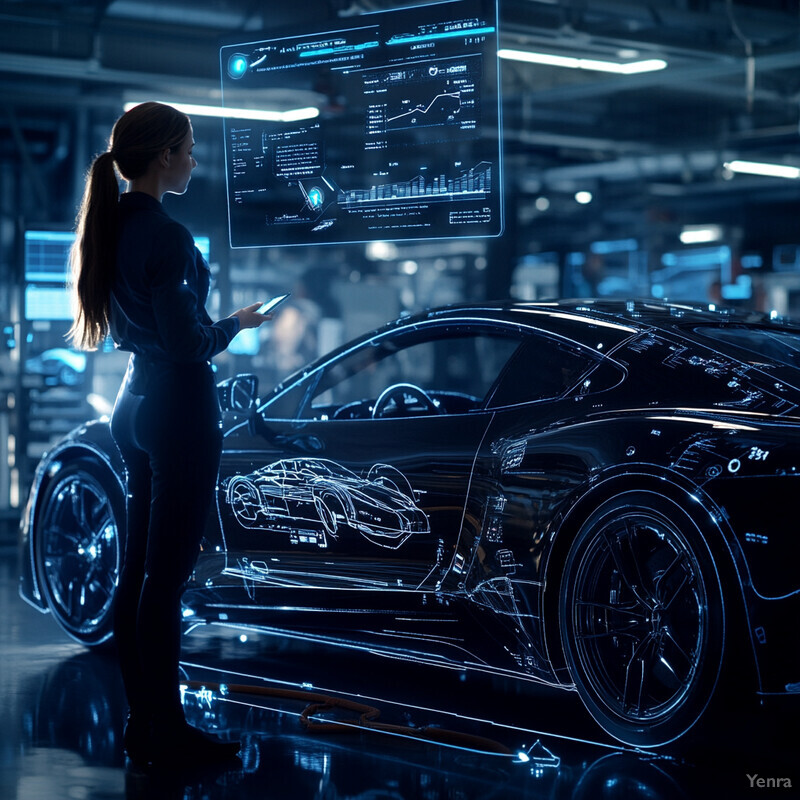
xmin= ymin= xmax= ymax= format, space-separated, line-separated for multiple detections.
xmin=216 ymin=320 xmax=523 ymax=593
xmin=464 ymin=330 xmax=626 ymax=594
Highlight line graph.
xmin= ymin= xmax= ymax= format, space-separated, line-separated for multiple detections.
xmin=364 ymin=58 xmax=480 ymax=139
xmin=386 ymin=91 xmax=462 ymax=129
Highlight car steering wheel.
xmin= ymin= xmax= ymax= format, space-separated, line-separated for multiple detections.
xmin=372 ymin=382 xmax=441 ymax=418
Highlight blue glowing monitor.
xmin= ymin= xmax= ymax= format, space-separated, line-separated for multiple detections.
xmin=194 ymin=236 xmax=211 ymax=261
xmin=24 ymin=230 xmax=74 ymax=283
xmin=24 ymin=230 xmax=74 ymax=321
xmin=220 ymin=0 xmax=502 ymax=248
xmin=24 ymin=229 xmax=212 ymax=321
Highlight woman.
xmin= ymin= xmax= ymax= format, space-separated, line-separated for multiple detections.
xmin=69 ymin=102 xmax=267 ymax=768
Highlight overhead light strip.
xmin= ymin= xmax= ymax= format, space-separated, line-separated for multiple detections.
xmin=724 ymin=160 xmax=800 ymax=179
xmin=680 ymin=225 xmax=723 ymax=244
xmin=497 ymin=48 xmax=667 ymax=74
xmin=123 ymin=101 xmax=319 ymax=123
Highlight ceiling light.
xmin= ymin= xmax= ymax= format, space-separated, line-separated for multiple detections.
xmin=723 ymin=160 xmax=800 ymax=179
xmin=680 ymin=225 xmax=722 ymax=244
xmin=123 ymin=101 xmax=319 ymax=123
xmin=575 ymin=191 xmax=593 ymax=204
xmin=497 ymin=48 xmax=667 ymax=74
xmin=365 ymin=241 xmax=398 ymax=261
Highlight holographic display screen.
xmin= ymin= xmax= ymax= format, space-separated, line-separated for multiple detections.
xmin=220 ymin=0 xmax=502 ymax=248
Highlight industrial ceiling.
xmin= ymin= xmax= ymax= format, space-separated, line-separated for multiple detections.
xmin=1 ymin=0 xmax=799 ymax=259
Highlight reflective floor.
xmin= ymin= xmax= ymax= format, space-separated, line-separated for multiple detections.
xmin=2 ymin=545 xmax=797 ymax=799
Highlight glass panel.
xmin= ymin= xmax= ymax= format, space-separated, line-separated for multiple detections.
xmin=304 ymin=327 xmax=521 ymax=419
xmin=692 ymin=325 xmax=800 ymax=371
xmin=488 ymin=335 xmax=598 ymax=407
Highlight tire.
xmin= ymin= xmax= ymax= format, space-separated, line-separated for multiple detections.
xmin=58 ymin=365 xmax=79 ymax=386
xmin=559 ymin=490 xmax=725 ymax=747
xmin=34 ymin=459 xmax=125 ymax=647
xmin=227 ymin=479 xmax=261 ymax=524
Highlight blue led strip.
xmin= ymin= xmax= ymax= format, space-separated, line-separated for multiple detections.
xmin=387 ymin=25 xmax=495 ymax=45
xmin=299 ymin=41 xmax=380 ymax=57
xmin=24 ymin=231 xmax=75 ymax=243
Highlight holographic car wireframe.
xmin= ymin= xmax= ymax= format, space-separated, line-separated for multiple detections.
xmin=19 ymin=299 xmax=800 ymax=749
xmin=223 ymin=458 xmax=429 ymax=548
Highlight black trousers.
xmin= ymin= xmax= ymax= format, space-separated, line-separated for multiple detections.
xmin=110 ymin=354 xmax=222 ymax=726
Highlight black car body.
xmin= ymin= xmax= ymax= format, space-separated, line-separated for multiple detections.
xmin=19 ymin=299 xmax=800 ymax=747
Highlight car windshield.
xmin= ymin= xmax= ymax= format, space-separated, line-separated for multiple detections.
xmin=691 ymin=325 xmax=800 ymax=371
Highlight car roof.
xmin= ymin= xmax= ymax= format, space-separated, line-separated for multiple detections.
xmin=382 ymin=298 xmax=796 ymax=348
xmin=39 ymin=348 xmax=88 ymax=369
xmin=422 ymin=298 xmax=781 ymax=327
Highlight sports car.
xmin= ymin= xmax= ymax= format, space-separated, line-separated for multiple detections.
xmin=19 ymin=299 xmax=800 ymax=748
xmin=25 ymin=347 xmax=87 ymax=387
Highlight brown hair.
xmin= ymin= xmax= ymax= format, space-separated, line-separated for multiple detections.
xmin=68 ymin=102 xmax=191 ymax=349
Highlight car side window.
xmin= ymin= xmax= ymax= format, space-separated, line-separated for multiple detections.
xmin=487 ymin=333 xmax=600 ymax=408
xmin=258 ymin=378 xmax=314 ymax=421
xmin=300 ymin=326 xmax=522 ymax=420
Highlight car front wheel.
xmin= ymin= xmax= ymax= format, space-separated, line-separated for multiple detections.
xmin=34 ymin=460 xmax=124 ymax=646
xmin=559 ymin=491 xmax=725 ymax=747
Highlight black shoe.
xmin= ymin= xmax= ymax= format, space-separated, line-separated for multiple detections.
xmin=149 ymin=721 xmax=241 ymax=769
xmin=122 ymin=714 xmax=153 ymax=769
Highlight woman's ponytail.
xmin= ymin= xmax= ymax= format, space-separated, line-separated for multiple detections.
xmin=68 ymin=150 xmax=119 ymax=350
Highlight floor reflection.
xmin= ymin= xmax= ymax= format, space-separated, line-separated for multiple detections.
xmin=11 ymin=643 xmax=795 ymax=800
xmin=3 ymin=548 xmax=797 ymax=799
xmin=22 ymin=651 xmax=125 ymax=767
xmin=19 ymin=651 xmax=699 ymax=799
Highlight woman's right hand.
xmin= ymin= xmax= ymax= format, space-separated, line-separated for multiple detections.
xmin=232 ymin=302 xmax=271 ymax=330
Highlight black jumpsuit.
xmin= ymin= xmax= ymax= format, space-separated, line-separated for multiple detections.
xmin=109 ymin=191 xmax=238 ymax=728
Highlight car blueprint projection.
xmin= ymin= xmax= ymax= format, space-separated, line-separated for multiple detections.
xmin=223 ymin=458 xmax=429 ymax=549
xmin=220 ymin=0 xmax=502 ymax=247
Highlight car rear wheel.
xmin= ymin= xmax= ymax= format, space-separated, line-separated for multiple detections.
xmin=367 ymin=463 xmax=414 ymax=497
xmin=559 ymin=491 xmax=725 ymax=747
xmin=34 ymin=460 xmax=124 ymax=646
xmin=315 ymin=492 xmax=346 ymax=537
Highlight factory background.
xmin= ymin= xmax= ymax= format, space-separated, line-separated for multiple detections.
xmin=0 ymin=3 xmax=799 ymax=798
xmin=1 ymin=1 xmax=799 ymax=527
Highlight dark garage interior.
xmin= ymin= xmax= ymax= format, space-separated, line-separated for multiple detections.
xmin=1 ymin=1 xmax=799 ymax=797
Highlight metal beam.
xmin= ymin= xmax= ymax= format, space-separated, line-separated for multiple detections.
xmin=0 ymin=52 xmax=216 ymax=93
xmin=4 ymin=107 xmax=49 ymax=215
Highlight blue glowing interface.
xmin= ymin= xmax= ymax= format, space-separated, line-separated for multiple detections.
xmin=24 ymin=230 xmax=75 ymax=284
xmin=220 ymin=0 xmax=501 ymax=248
xmin=24 ymin=230 xmax=211 ymax=321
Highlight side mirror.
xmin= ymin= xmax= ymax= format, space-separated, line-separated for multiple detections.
xmin=218 ymin=374 xmax=259 ymax=412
